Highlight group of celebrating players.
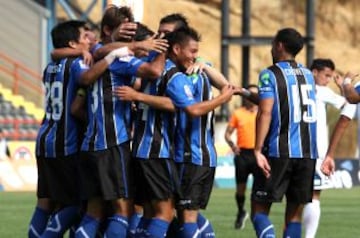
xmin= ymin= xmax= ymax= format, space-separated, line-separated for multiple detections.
xmin=27 ymin=3 xmax=358 ymax=238
xmin=28 ymin=5 xmax=244 ymax=238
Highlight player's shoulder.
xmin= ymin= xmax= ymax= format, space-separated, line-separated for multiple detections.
xmin=259 ymin=67 xmax=274 ymax=79
xmin=316 ymin=85 xmax=335 ymax=95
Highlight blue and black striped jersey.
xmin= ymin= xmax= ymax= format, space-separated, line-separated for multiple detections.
xmin=258 ymin=60 xmax=317 ymax=159
xmin=166 ymin=62 xmax=217 ymax=167
xmin=132 ymin=59 xmax=176 ymax=159
xmin=81 ymin=55 xmax=145 ymax=151
xmin=36 ymin=57 xmax=89 ymax=158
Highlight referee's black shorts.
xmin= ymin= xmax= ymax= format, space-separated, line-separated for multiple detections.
xmin=234 ymin=149 xmax=257 ymax=184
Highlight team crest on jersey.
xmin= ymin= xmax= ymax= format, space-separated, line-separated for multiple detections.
xmin=183 ymin=85 xmax=194 ymax=99
xmin=259 ymin=72 xmax=270 ymax=87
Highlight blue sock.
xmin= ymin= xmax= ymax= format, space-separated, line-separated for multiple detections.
xmin=128 ymin=212 xmax=143 ymax=237
xmin=135 ymin=217 xmax=151 ymax=237
xmin=28 ymin=207 xmax=51 ymax=238
xmin=104 ymin=214 xmax=128 ymax=238
xmin=179 ymin=222 xmax=199 ymax=238
xmin=283 ymin=222 xmax=301 ymax=238
xmin=146 ymin=218 xmax=170 ymax=238
xmin=75 ymin=214 xmax=100 ymax=238
xmin=197 ymin=213 xmax=215 ymax=238
xmin=40 ymin=206 xmax=79 ymax=237
xmin=252 ymin=213 xmax=275 ymax=238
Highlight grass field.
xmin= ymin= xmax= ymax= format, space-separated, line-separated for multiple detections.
xmin=0 ymin=188 xmax=359 ymax=237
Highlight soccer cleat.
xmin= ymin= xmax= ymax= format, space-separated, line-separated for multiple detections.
xmin=235 ymin=211 xmax=249 ymax=229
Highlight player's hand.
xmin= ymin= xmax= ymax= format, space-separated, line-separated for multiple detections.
xmin=112 ymin=47 xmax=133 ymax=58
xmin=344 ymin=71 xmax=359 ymax=83
xmin=230 ymin=87 xmax=252 ymax=97
xmin=334 ymin=74 xmax=344 ymax=89
xmin=113 ymin=86 xmax=138 ymax=101
xmin=232 ymin=146 xmax=241 ymax=155
xmin=104 ymin=47 xmax=133 ymax=65
xmin=139 ymin=35 xmax=169 ymax=53
xmin=321 ymin=156 xmax=335 ymax=176
xmin=186 ymin=61 xmax=206 ymax=75
xmin=232 ymin=86 xmax=244 ymax=96
xmin=82 ymin=50 xmax=93 ymax=66
xmin=112 ymin=20 xmax=137 ymax=41
xmin=254 ymin=150 xmax=271 ymax=178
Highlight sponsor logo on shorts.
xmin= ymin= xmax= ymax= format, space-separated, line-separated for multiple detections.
xmin=178 ymin=199 xmax=192 ymax=205
xmin=255 ymin=190 xmax=268 ymax=197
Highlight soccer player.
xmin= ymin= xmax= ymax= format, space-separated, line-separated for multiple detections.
xmin=252 ymin=28 xmax=317 ymax=238
xmin=28 ymin=20 xmax=91 ymax=238
xmin=224 ymin=84 xmax=258 ymax=230
xmin=113 ymin=45 xmax=180 ymax=238
xmin=165 ymin=27 xmax=237 ymax=238
xmin=74 ymin=6 xmax=167 ymax=238
xmin=302 ymin=59 xmax=356 ymax=238
xmin=322 ymin=73 xmax=360 ymax=176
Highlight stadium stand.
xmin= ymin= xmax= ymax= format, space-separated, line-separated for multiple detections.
xmin=0 ymin=92 xmax=41 ymax=141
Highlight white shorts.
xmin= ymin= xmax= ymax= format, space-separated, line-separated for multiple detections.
xmin=313 ymin=158 xmax=335 ymax=190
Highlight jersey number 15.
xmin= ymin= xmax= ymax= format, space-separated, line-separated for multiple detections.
xmin=291 ymin=84 xmax=316 ymax=123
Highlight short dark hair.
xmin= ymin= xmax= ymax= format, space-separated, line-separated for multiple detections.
xmin=51 ymin=20 xmax=86 ymax=49
xmin=134 ymin=22 xmax=154 ymax=41
xmin=100 ymin=5 xmax=134 ymax=40
xmin=274 ymin=28 xmax=304 ymax=57
xmin=160 ymin=13 xmax=189 ymax=30
xmin=165 ymin=26 xmax=201 ymax=50
xmin=310 ymin=58 xmax=335 ymax=71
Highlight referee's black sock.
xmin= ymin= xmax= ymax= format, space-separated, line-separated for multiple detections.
xmin=235 ymin=193 xmax=245 ymax=213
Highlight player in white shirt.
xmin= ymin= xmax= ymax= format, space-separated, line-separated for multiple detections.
xmin=302 ymin=59 xmax=356 ymax=238
xmin=322 ymin=75 xmax=360 ymax=177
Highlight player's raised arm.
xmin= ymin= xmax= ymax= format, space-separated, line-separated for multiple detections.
xmin=80 ymin=47 xmax=133 ymax=86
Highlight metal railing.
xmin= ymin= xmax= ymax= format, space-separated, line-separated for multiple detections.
xmin=0 ymin=52 xmax=43 ymax=105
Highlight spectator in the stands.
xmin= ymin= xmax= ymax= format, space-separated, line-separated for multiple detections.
xmin=0 ymin=129 xmax=11 ymax=160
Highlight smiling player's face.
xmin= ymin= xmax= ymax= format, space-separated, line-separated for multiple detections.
xmin=176 ymin=39 xmax=199 ymax=70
